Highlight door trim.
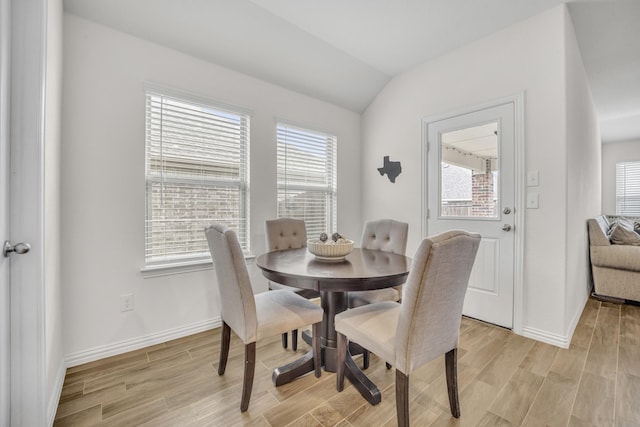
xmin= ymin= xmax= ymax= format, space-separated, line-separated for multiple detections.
xmin=421 ymin=93 xmax=525 ymax=335
xmin=0 ymin=0 xmax=10 ymax=423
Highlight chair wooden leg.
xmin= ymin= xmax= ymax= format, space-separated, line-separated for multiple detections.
xmin=312 ymin=323 xmax=321 ymax=378
xmin=218 ymin=322 xmax=231 ymax=375
xmin=240 ymin=342 xmax=256 ymax=412
xmin=292 ymin=328 xmax=298 ymax=351
xmin=362 ymin=349 xmax=370 ymax=369
xmin=445 ymin=348 xmax=460 ymax=418
xmin=396 ymin=370 xmax=410 ymax=427
xmin=336 ymin=332 xmax=347 ymax=391
xmin=281 ymin=332 xmax=288 ymax=349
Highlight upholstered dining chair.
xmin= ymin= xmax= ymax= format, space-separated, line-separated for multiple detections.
xmin=265 ymin=218 xmax=320 ymax=351
xmin=348 ymin=219 xmax=408 ymax=368
xmin=335 ymin=229 xmax=481 ymax=426
xmin=205 ymin=224 xmax=323 ymax=412
xmin=349 ymin=219 xmax=409 ymax=307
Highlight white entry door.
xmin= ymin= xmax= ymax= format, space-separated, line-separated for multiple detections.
xmin=426 ymin=102 xmax=516 ymax=328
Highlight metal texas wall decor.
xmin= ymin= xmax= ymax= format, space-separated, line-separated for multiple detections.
xmin=377 ymin=156 xmax=402 ymax=183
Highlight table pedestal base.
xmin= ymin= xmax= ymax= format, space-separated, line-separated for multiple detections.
xmin=272 ymin=350 xmax=315 ymax=387
xmin=270 ymin=289 xmax=391 ymax=406
xmin=343 ymin=351 xmax=381 ymax=405
xmin=299 ymin=330 xmax=368 ymax=372
xmin=272 ymin=343 xmax=381 ymax=405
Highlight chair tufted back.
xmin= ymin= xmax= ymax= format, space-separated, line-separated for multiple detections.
xmin=395 ymin=230 xmax=480 ymax=374
xmin=265 ymin=218 xmax=307 ymax=251
xmin=205 ymin=224 xmax=258 ymax=344
xmin=360 ymin=219 xmax=409 ymax=255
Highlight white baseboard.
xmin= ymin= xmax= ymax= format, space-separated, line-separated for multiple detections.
xmin=521 ymin=326 xmax=570 ymax=348
xmin=520 ymin=291 xmax=589 ymax=350
xmin=564 ymin=291 xmax=590 ymax=348
xmin=64 ymin=317 xmax=222 ymax=368
xmin=47 ymin=362 xmax=67 ymax=426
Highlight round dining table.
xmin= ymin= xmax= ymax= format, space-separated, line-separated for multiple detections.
xmin=256 ymin=247 xmax=411 ymax=405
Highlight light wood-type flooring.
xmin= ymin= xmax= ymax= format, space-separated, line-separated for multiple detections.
xmin=54 ymin=298 xmax=640 ymax=426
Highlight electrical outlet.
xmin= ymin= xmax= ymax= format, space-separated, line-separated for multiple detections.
xmin=120 ymin=294 xmax=134 ymax=312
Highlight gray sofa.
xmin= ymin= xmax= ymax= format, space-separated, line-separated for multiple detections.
xmin=588 ymin=215 xmax=640 ymax=302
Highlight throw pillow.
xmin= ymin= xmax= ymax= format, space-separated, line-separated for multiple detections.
xmin=608 ymin=217 xmax=635 ymax=238
xmin=610 ymin=223 xmax=640 ymax=246
xmin=616 ymin=217 xmax=635 ymax=231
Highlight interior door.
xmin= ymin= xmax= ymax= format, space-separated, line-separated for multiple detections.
xmin=427 ymin=102 xmax=515 ymax=328
xmin=3 ymin=0 xmax=47 ymax=424
xmin=0 ymin=0 xmax=10 ymax=421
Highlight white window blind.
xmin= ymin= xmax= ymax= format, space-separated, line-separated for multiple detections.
xmin=277 ymin=123 xmax=337 ymax=238
xmin=145 ymin=89 xmax=250 ymax=266
xmin=616 ymin=161 xmax=640 ymax=216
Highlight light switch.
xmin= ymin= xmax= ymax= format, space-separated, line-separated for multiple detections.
xmin=527 ymin=192 xmax=539 ymax=209
xmin=527 ymin=171 xmax=539 ymax=187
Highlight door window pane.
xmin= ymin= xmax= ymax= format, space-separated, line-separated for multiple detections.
xmin=440 ymin=122 xmax=499 ymax=218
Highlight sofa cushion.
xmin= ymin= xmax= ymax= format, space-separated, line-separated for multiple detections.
xmin=610 ymin=223 xmax=640 ymax=245
xmin=591 ymin=245 xmax=640 ymax=270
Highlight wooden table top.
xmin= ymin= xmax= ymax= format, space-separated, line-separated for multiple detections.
xmin=256 ymin=247 xmax=411 ymax=292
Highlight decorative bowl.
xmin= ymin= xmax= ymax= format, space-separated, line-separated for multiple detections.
xmin=307 ymin=239 xmax=354 ymax=260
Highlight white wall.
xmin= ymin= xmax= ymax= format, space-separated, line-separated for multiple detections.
xmin=61 ymin=14 xmax=362 ymax=361
xmin=362 ymin=5 xmax=594 ymax=345
xmin=602 ymin=139 xmax=640 ymax=214
xmin=563 ymin=8 xmax=601 ymax=340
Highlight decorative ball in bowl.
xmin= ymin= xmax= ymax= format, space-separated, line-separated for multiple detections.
xmin=307 ymin=237 xmax=353 ymax=261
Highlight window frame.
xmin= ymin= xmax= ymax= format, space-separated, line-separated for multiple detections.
xmin=143 ymin=84 xmax=251 ymax=271
xmin=616 ymin=161 xmax=640 ymax=216
xmin=276 ymin=122 xmax=337 ymax=238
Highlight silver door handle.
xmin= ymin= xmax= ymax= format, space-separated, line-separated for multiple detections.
xmin=3 ymin=241 xmax=31 ymax=257
xmin=502 ymin=224 xmax=512 ymax=232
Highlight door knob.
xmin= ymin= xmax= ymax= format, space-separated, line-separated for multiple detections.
xmin=3 ymin=241 xmax=31 ymax=257
xmin=501 ymin=224 xmax=512 ymax=232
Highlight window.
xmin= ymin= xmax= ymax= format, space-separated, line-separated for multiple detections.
xmin=277 ymin=123 xmax=337 ymax=238
xmin=616 ymin=161 xmax=640 ymax=215
xmin=145 ymin=87 xmax=250 ymax=267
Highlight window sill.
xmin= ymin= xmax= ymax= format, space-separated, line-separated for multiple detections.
xmin=140 ymin=254 xmax=256 ymax=278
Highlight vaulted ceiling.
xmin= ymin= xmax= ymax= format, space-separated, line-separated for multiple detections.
xmin=63 ymin=0 xmax=640 ymax=143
